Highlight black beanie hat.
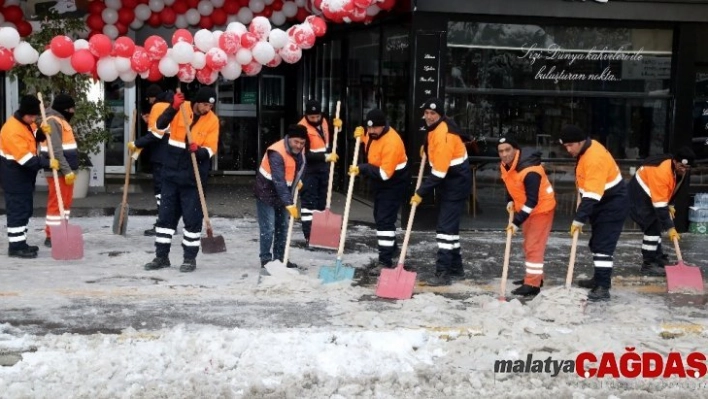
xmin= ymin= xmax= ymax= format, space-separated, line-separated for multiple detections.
xmin=52 ymin=94 xmax=76 ymax=112
xmin=193 ymin=86 xmax=217 ymax=104
xmin=146 ymin=84 xmax=162 ymax=98
xmin=421 ymin=98 xmax=445 ymax=116
xmin=305 ymin=99 xmax=321 ymax=115
xmin=674 ymin=146 xmax=696 ymax=167
xmin=558 ymin=124 xmax=587 ymax=144
xmin=365 ymin=108 xmax=387 ymax=127
xmin=18 ymin=95 xmax=40 ymax=116
xmin=498 ymin=134 xmax=520 ymax=149
xmin=287 ymin=124 xmax=308 ymax=140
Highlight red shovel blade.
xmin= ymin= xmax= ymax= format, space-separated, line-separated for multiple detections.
xmin=375 ymin=264 xmax=417 ymax=300
xmin=309 ymin=209 xmax=342 ymax=250
xmin=50 ymin=221 xmax=84 ymax=260
xmin=666 ymin=260 xmax=704 ymax=294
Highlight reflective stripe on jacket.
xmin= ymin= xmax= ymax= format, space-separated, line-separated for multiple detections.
xmin=361 ymin=126 xmax=408 ymax=182
xmin=39 ymin=110 xmax=78 ymax=173
xmin=500 ymin=150 xmax=556 ymax=217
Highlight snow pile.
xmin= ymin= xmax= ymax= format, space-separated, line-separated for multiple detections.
xmin=526 ymin=286 xmax=588 ymax=324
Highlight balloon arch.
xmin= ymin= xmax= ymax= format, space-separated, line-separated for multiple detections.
xmin=0 ymin=0 xmax=396 ymax=83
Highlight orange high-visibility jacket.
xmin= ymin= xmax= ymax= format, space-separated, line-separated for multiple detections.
xmin=256 ymin=139 xmax=306 ymax=207
xmin=0 ymin=116 xmax=44 ymax=193
xmin=635 ymin=159 xmax=675 ymax=208
xmin=500 ymin=149 xmax=556 ymax=226
xmin=39 ymin=110 xmax=78 ymax=174
xmin=260 ymin=140 xmax=300 ymax=186
xmin=299 ymin=117 xmax=330 ymax=154
xmin=361 ymin=127 xmax=408 ymax=181
xmin=574 ymin=139 xmax=626 ymax=223
xmin=167 ymin=101 xmax=219 ymax=157
xmin=427 ymin=120 xmax=467 ymax=179
xmin=148 ymin=102 xmax=171 ymax=139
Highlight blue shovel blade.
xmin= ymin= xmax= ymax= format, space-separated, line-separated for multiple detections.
xmin=319 ymin=258 xmax=355 ymax=284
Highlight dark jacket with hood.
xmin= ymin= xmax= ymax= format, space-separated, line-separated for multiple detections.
xmin=254 ymin=136 xmax=306 ymax=208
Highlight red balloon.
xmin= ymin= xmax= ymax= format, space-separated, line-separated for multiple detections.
xmin=87 ymin=1 xmax=106 ymax=15
xmin=160 ymin=7 xmax=177 ymax=25
xmin=306 ymin=15 xmax=327 ymax=37
xmin=87 ymin=30 xmax=102 ymax=40
xmin=238 ymin=0 xmax=249 ymax=6
xmin=218 ymin=31 xmax=240 ymax=55
xmin=265 ymin=53 xmax=281 ymax=68
xmin=240 ymin=32 xmax=258 ymax=49
xmin=223 ymin=0 xmax=239 ymax=14
xmin=172 ymin=29 xmax=194 ymax=45
xmin=89 ymin=34 xmax=112 ymax=57
xmin=70 ymin=49 xmax=96 ymax=74
xmin=50 ymin=35 xmax=74 ymax=58
xmin=147 ymin=61 xmax=162 ymax=82
xmin=353 ymin=0 xmax=372 ymax=8
xmin=130 ymin=46 xmax=151 ymax=73
xmin=147 ymin=12 xmax=161 ymax=27
xmin=187 ymin=0 xmax=199 ymax=8
xmin=313 ymin=0 xmax=322 ymax=9
xmin=261 ymin=7 xmax=272 ymax=18
xmin=177 ymin=63 xmax=196 ymax=83
xmin=243 ymin=60 xmax=262 ymax=76
xmin=117 ymin=8 xmax=135 ymax=25
xmin=0 ymin=47 xmax=14 ymax=71
xmin=2 ymin=5 xmax=23 ymax=23
xmin=115 ymin=22 xmax=129 ymax=35
xmin=379 ymin=0 xmax=395 ymax=11
xmin=114 ymin=37 xmax=135 ymax=58
xmin=144 ymin=35 xmax=168 ymax=60
xmin=295 ymin=8 xmax=308 ymax=23
xmin=122 ymin=0 xmax=139 ymax=8
xmin=172 ymin=1 xmax=188 ymax=14
xmin=86 ymin=14 xmax=104 ymax=31
xmin=15 ymin=20 xmax=32 ymax=37
xmin=199 ymin=15 xmax=214 ymax=29
xmin=211 ymin=8 xmax=227 ymax=26
xmin=196 ymin=66 xmax=217 ymax=85
xmin=271 ymin=0 xmax=283 ymax=11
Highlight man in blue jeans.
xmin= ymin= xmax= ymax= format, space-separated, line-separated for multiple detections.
xmin=253 ymin=124 xmax=307 ymax=268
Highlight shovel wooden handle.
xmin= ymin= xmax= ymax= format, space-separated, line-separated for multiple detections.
xmin=672 ymin=236 xmax=683 ymax=262
xmin=117 ymin=109 xmax=137 ymax=232
xmin=499 ymin=209 xmax=514 ymax=299
xmin=324 ymin=101 xmax=341 ymax=210
xmin=565 ymin=194 xmax=582 ymax=289
xmin=336 ymin=134 xmax=361 ymax=258
xmin=37 ymin=93 xmax=66 ymax=218
xmin=397 ymin=154 xmax=426 ymax=267
xmin=283 ymin=189 xmax=299 ymax=266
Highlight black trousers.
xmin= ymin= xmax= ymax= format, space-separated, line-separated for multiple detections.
xmin=300 ymin=165 xmax=329 ymax=240
xmin=154 ymin=177 xmax=203 ymax=260
xmin=4 ymin=190 xmax=34 ymax=250
xmin=435 ymin=197 xmax=467 ymax=273
xmin=589 ymin=197 xmax=628 ymax=289
xmin=373 ymin=178 xmax=408 ymax=266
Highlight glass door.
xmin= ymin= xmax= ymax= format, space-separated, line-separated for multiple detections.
xmin=216 ymin=76 xmax=259 ymax=174
xmin=104 ymin=81 xmax=136 ymax=174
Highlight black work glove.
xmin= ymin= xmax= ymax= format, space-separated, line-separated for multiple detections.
xmin=34 ymin=129 xmax=46 ymax=143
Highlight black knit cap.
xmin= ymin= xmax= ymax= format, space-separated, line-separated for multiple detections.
xmin=52 ymin=94 xmax=75 ymax=112
xmin=18 ymin=95 xmax=40 ymax=116
xmin=193 ymin=86 xmax=217 ymax=104
xmin=674 ymin=146 xmax=696 ymax=167
xmin=558 ymin=124 xmax=587 ymax=144
xmin=287 ymin=124 xmax=308 ymax=140
xmin=365 ymin=108 xmax=386 ymax=127
xmin=146 ymin=84 xmax=162 ymax=98
xmin=305 ymin=99 xmax=321 ymax=115
xmin=421 ymin=98 xmax=445 ymax=116
xmin=498 ymin=134 xmax=519 ymax=149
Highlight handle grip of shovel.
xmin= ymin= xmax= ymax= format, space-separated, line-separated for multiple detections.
xmin=324 ymin=101 xmax=341 ymax=210
xmin=499 ymin=209 xmax=514 ymax=300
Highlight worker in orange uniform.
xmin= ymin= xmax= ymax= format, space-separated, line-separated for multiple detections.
xmin=39 ymin=94 xmax=78 ymax=248
xmin=0 ymin=95 xmax=58 ymax=258
xmin=128 ymin=84 xmax=173 ymax=236
xmin=298 ymin=99 xmax=341 ymax=247
xmin=348 ymin=109 xmax=409 ymax=276
xmin=410 ymin=98 xmax=472 ymax=286
xmin=560 ymin=125 xmax=628 ymax=302
xmin=497 ymin=135 xmax=556 ymax=297
xmin=140 ymin=86 xmax=219 ymax=273
xmin=628 ymin=146 xmax=695 ymax=275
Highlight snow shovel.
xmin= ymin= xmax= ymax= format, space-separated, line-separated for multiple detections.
xmin=565 ymin=229 xmax=580 ymax=289
xmin=178 ymin=98 xmax=226 ymax=254
xmin=309 ymin=100 xmax=342 ymax=250
xmin=498 ymin=209 xmax=515 ymax=301
xmin=375 ymin=154 xmax=426 ymax=300
xmin=282 ymin=189 xmax=300 ymax=266
xmin=38 ymin=93 xmax=84 ymax=260
xmin=112 ymin=109 xmax=137 ymax=236
xmin=666 ymin=236 xmax=704 ymax=294
xmin=318 ymin=134 xmax=362 ymax=283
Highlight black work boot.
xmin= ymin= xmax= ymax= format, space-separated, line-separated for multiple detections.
xmin=426 ymin=271 xmax=452 ymax=286
xmin=449 ymin=267 xmax=465 ymax=279
xmin=513 ymin=279 xmax=544 ymax=287
xmin=27 ymin=245 xmax=39 ymax=252
xmin=144 ymin=257 xmax=170 ymax=270
xmin=587 ymin=286 xmax=611 ymax=301
xmin=8 ymin=247 xmax=38 ymax=259
xmin=44 ymin=238 xmax=52 ymax=248
xmin=640 ymin=262 xmax=666 ymax=277
xmin=180 ymin=258 xmax=197 ymax=273
xmin=261 ymin=259 xmax=270 ymax=268
xmin=144 ymin=226 xmax=157 ymax=236
xmin=658 ymin=254 xmax=670 ymax=267
xmin=577 ymin=278 xmax=596 ymax=289
xmin=285 ymin=261 xmax=299 ymax=269
xmin=511 ymin=284 xmax=541 ymax=297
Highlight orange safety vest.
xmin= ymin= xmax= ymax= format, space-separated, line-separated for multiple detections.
xmin=635 ymin=158 xmax=675 ymax=208
xmin=500 ymin=150 xmax=556 ymax=215
xmin=168 ymin=101 xmax=219 ymax=157
xmin=259 ymin=140 xmax=298 ymax=186
xmin=0 ymin=116 xmax=38 ymax=164
xmin=362 ymin=127 xmax=407 ymax=181
xmin=148 ymin=102 xmax=171 ymax=138
xmin=427 ymin=120 xmax=467 ymax=178
xmin=39 ymin=115 xmax=78 ymax=172
xmin=298 ymin=117 xmax=330 ymax=153
xmin=576 ymin=140 xmax=623 ymax=201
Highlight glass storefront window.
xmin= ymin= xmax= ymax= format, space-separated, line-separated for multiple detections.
xmin=382 ymin=26 xmax=409 ymax=133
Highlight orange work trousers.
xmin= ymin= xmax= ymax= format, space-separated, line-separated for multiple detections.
xmin=45 ymin=176 xmax=74 ymax=238
xmin=522 ymin=210 xmax=554 ymax=287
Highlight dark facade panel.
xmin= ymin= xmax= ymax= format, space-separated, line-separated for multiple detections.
xmin=414 ymin=0 xmax=708 ymax=23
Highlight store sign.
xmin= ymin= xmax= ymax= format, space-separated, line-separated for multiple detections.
xmin=413 ymin=32 xmax=443 ymax=132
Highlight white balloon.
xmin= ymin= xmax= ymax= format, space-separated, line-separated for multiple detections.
xmin=227 ymin=21 xmax=247 ymax=35
xmin=269 ymin=11 xmax=286 ymax=26
xmin=0 ymin=27 xmax=20 ymax=49
xmin=175 ymin=15 xmax=189 ymax=28
xmin=3 ymin=0 xmax=20 ymax=6
xmin=38 ymin=50 xmax=61 ymax=76
xmin=140 ymin=70 xmax=150 ymax=79
xmin=115 ymin=56 xmax=132 ymax=73
xmin=119 ymin=70 xmax=138 ymax=82
xmin=235 ymin=48 xmax=252 ymax=65
xmin=281 ymin=2 xmax=298 ymax=18
xmin=252 ymin=41 xmax=275 ymax=65
xmin=13 ymin=42 xmax=38 ymax=65
xmin=74 ymin=39 xmax=89 ymax=50
xmin=268 ymin=29 xmax=288 ymax=49
xmin=194 ymin=29 xmax=217 ymax=52
xmin=190 ymin=51 xmax=207 ymax=69
xmin=135 ymin=4 xmax=152 ymax=21
xmin=237 ymin=7 xmax=253 ymax=24
xmin=97 ymin=57 xmax=119 ymax=82
xmin=105 ymin=0 xmax=122 ymax=10
xmin=248 ymin=0 xmax=265 ymax=13
xmin=294 ymin=0 xmax=306 ymax=6
xmin=103 ymin=24 xmax=119 ymax=40
xmin=213 ymin=30 xmax=223 ymax=43
xmin=60 ymin=57 xmax=76 ymax=76
xmin=130 ymin=19 xmax=145 ymax=30
xmin=264 ymin=0 xmax=274 ymax=4
xmin=148 ymin=0 xmax=165 ymax=13
xmin=0 ymin=22 xmax=16 ymax=30
xmin=164 ymin=0 xmax=176 ymax=5
xmin=197 ymin=0 xmax=214 ymax=16
xmin=220 ymin=56 xmax=242 ymax=80
xmin=158 ymin=57 xmax=179 ymax=77
xmin=186 ymin=9 xmax=201 ymax=25
xmin=211 ymin=0 xmax=225 ymax=7
xmin=250 ymin=16 xmax=271 ymax=39
xmin=0 ymin=13 xmax=6 ymax=25
xmin=226 ymin=15 xmax=239 ymax=24
xmin=101 ymin=8 xmax=119 ymax=25
xmin=172 ymin=41 xmax=195 ymax=64
xmin=366 ymin=5 xmax=380 ymax=16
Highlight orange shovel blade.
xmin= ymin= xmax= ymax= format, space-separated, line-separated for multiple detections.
xmin=309 ymin=209 xmax=341 ymax=250
xmin=666 ymin=260 xmax=704 ymax=294
xmin=375 ymin=264 xmax=417 ymax=300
